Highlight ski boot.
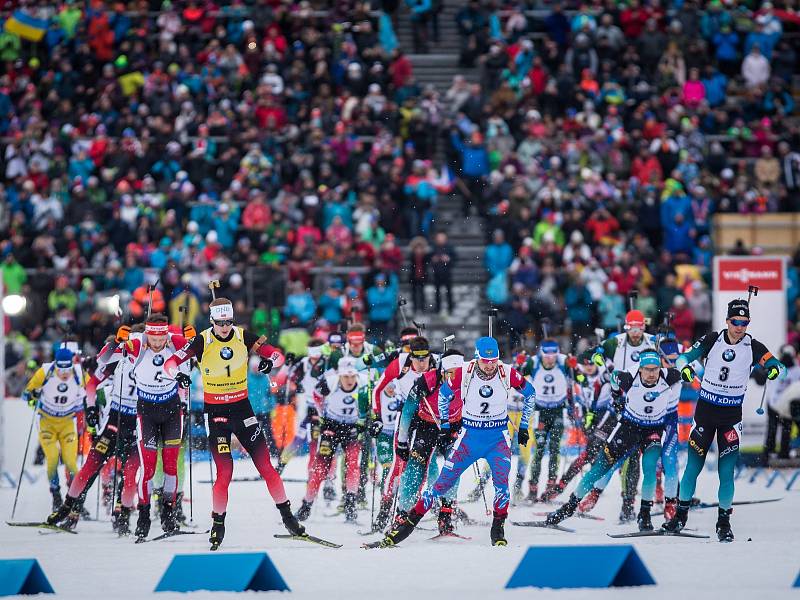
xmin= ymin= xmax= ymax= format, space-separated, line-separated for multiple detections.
xmin=437 ymin=499 xmax=455 ymax=535
xmin=577 ymin=487 xmax=601 ymax=513
xmin=51 ymin=488 xmax=63 ymax=512
xmin=661 ymin=500 xmax=690 ymax=533
xmin=716 ymin=508 xmax=734 ymax=543
xmin=512 ymin=475 xmax=525 ymax=503
xmin=619 ymin=495 xmax=636 ymax=523
xmin=277 ymin=501 xmax=306 ymax=536
xmin=374 ymin=497 xmax=393 ymax=531
xmin=209 ymin=512 xmax=226 ymax=550
xmin=376 ymin=510 xmax=422 ymax=547
xmin=663 ymin=497 xmax=677 ymax=521
xmin=135 ymin=504 xmax=151 ymax=541
xmin=526 ymin=483 xmax=538 ymax=504
xmin=175 ymin=492 xmax=187 ymax=525
xmin=343 ymin=492 xmax=358 ymax=523
xmin=546 ymin=493 xmax=579 ymax=526
xmin=152 ymin=487 xmax=163 ymax=519
xmin=111 ymin=503 xmax=122 ymax=532
xmin=115 ymin=506 xmax=132 ymax=536
xmin=161 ymin=499 xmax=178 ymax=533
xmin=323 ymin=480 xmax=337 ymax=502
xmin=540 ymin=478 xmax=565 ymax=503
xmin=490 ymin=512 xmax=507 ymax=546
xmin=637 ymin=500 xmax=654 ymax=531
xmin=47 ymin=495 xmax=74 ymax=525
xmin=61 ymin=508 xmax=80 ymax=531
xmin=294 ymin=499 xmax=313 ymax=522
xmin=79 ymin=505 xmax=92 ymax=521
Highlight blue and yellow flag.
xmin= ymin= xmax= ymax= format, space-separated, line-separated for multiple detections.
xmin=4 ymin=11 xmax=47 ymax=42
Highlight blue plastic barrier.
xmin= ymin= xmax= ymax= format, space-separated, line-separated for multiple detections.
xmin=155 ymin=552 xmax=289 ymax=593
xmin=506 ymin=545 xmax=655 ymax=589
xmin=0 ymin=559 xmax=54 ymax=596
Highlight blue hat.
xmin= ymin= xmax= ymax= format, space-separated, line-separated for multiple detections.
xmin=475 ymin=337 xmax=499 ymax=361
xmin=540 ymin=340 xmax=559 ymax=355
xmin=328 ymin=333 xmax=343 ymax=345
xmin=639 ymin=349 xmax=660 ymax=368
xmin=659 ymin=340 xmax=679 ymax=357
xmin=55 ymin=348 xmax=74 ymax=369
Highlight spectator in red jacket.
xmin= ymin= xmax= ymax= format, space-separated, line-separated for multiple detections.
xmin=671 ymin=295 xmax=696 ymax=345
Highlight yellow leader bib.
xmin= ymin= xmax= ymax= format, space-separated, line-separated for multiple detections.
xmin=200 ymin=327 xmax=249 ymax=404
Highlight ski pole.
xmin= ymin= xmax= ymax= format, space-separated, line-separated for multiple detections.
xmin=11 ymin=398 xmax=39 ymax=520
xmin=398 ymin=298 xmax=409 ymax=328
xmin=473 ymin=462 xmax=490 ymax=516
xmin=179 ymin=297 xmax=194 ymax=522
xmin=756 ymin=380 xmax=768 ymax=415
xmin=487 ymin=308 xmax=498 ymax=337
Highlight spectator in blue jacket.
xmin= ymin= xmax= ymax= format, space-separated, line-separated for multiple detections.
xmin=367 ymin=273 xmax=398 ymax=343
xmin=284 ymin=282 xmax=316 ymax=325
xmin=318 ymin=280 xmax=345 ymax=324
xmin=701 ymin=66 xmax=727 ymax=107
xmin=485 ymin=229 xmax=513 ymax=277
xmin=663 ymin=213 xmax=696 ymax=258
xmin=450 ymin=127 xmax=489 ymax=216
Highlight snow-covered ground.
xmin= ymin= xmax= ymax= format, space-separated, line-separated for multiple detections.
xmin=2 ymin=399 xmax=799 ymax=599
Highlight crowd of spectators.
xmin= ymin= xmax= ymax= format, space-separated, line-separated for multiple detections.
xmin=1 ymin=0 xmax=800 ymax=371
xmin=434 ymin=0 xmax=800 ymax=348
xmin=0 ymin=0 xmax=463 ymax=364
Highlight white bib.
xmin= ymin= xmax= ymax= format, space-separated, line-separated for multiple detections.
xmin=322 ymin=376 xmax=360 ymax=424
xmin=530 ymin=360 xmax=569 ymax=408
xmin=699 ymin=332 xmax=753 ymax=406
xmin=132 ymin=343 xmax=178 ymax=403
xmin=38 ymin=362 xmax=84 ymax=417
xmin=461 ymin=361 xmax=511 ymax=429
xmin=623 ymin=370 xmax=676 ymax=425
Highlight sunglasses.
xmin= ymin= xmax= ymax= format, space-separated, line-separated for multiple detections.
xmin=729 ymin=319 xmax=750 ymax=327
xmin=213 ymin=319 xmax=234 ymax=327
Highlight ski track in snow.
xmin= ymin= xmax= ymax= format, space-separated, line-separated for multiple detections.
xmin=2 ymin=402 xmax=798 ymax=599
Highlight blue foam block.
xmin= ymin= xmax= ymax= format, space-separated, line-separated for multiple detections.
xmin=794 ymin=571 xmax=800 ymax=587
xmin=155 ymin=552 xmax=289 ymax=593
xmin=506 ymin=545 xmax=655 ymax=589
xmin=0 ymin=559 xmax=54 ymax=596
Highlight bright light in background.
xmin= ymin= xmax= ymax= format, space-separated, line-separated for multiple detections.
xmin=2 ymin=295 xmax=26 ymax=316
xmin=97 ymin=294 xmax=121 ymax=317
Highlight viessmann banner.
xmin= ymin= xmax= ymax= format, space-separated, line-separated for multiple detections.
xmin=713 ymin=256 xmax=787 ymax=352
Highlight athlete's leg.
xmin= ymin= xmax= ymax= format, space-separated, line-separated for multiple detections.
xmin=121 ymin=448 xmax=140 ymax=508
xmin=716 ymin=420 xmax=742 ymax=510
xmin=303 ymin=424 xmax=336 ymax=502
xmin=39 ymin=415 xmax=61 ymax=486
xmin=136 ymin=413 xmax=160 ymax=506
xmin=344 ymin=440 xmax=361 ymax=494
xmin=640 ymin=441 xmax=662 ymax=502
xmin=485 ymin=429 xmax=513 ymax=516
xmin=547 ymin=411 xmax=564 ymax=481
xmin=67 ymin=420 xmax=118 ymax=499
xmin=207 ymin=418 xmax=235 ymax=514
xmin=661 ymin=414 xmax=680 ymax=498
xmin=529 ymin=411 xmax=549 ymax=491
xmin=677 ymin=407 xmax=716 ymax=504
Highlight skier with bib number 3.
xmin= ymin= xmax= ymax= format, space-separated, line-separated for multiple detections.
xmin=662 ymin=298 xmax=785 ymax=542
xmin=364 ymin=336 xmax=535 ymax=548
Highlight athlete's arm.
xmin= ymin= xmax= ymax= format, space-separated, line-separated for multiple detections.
xmin=676 ymin=332 xmax=717 ymax=369
xmin=164 ymin=335 xmax=204 ymax=377
xmin=397 ymin=378 xmax=427 ymax=443
xmin=372 ymin=357 xmax=400 ymax=417
xmin=511 ymin=368 xmax=536 ymax=430
xmin=243 ymin=331 xmax=285 ymax=367
xmin=751 ymin=338 xmax=782 ymax=373
xmin=21 ymin=367 xmax=47 ymax=406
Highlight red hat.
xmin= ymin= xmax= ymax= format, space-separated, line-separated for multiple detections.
xmin=625 ymin=309 xmax=645 ymax=329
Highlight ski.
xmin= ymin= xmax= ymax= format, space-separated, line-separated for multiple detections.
xmin=361 ymin=539 xmax=396 ymax=549
xmin=652 ymin=498 xmax=782 ymax=517
xmin=429 ymin=532 xmax=472 ymax=541
xmin=358 ymin=529 xmax=384 ymax=536
xmin=532 ymin=511 xmax=604 ymax=521
xmin=151 ymin=529 xmax=210 ymax=542
xmin=6 ymin=521 xmax=78 ymax=534
xmin=511 ymin=521 xmax=575 ymax=533
xmin=607 ymin=530 xmax=710 ymax=539
xmin=273 ymin=533 xmax=342 ymax=548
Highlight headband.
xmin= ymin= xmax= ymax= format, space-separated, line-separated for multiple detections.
xmin=347 ymin=332 xmax=366 ymax=344
xmin=639 ymin=351 xmax=661 ymax=368
xmin=441 ymin=355 xmax=463 ymax=371
xmin=210 ymin=303 xmax=234 ymax=321
xmin=145 ymin=323 xmax=169 ymax=335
